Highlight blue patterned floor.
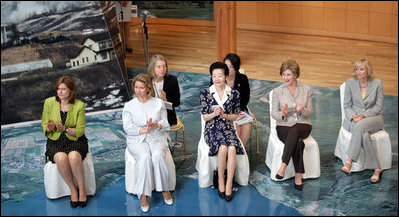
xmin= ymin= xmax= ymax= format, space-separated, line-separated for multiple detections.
xmin=1 ymin=70 xmax=397 ymax=216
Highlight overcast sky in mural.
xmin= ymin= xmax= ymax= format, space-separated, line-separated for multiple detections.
xmin=1 ymin=1 xmax=88 ymax=23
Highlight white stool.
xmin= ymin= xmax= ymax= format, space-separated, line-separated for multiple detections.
xmin=44 ymin=150 xmax=96 ymax=199
xmin=265 ymin=90 xmax=320 ymax=181
xmin=195 ymin=114 xmax=250 ymax=188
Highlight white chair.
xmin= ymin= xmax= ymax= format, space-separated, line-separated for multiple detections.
xmin=334 ymin=82 xmax=392 ymax=172
xmin=44 ymin=150 xmax=96 ymax=199
xmin=265 ymin=90 xmax=320 ymax=181
xmin=125 ymin=147 xmax=176 ymax=195
xmin=195 ymin=114 xmax=250 ymax=188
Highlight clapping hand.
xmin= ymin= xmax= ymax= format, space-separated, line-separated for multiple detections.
xmin=146 ymin=118 xmax=160 ymax=133
xmin=46 ymin=120 xmax=55 ymax=132
xmin=56 ymin=120 xmax=66 ymax=132
xmin=282 ymin=104 xmax=288 ymax=117
xmin=296 ymin=103 xmax=305 ymax=114
xmin=213 ymin=106 xmax=223 ymax=117
xmin=160 ymin=90 xmax=167 ymax=102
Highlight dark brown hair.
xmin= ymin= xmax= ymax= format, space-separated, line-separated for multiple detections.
xmin=55 ymin=75 xmax=76 ymax=104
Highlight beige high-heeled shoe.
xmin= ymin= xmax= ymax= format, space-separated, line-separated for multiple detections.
xmin=341 ymin=160 xmax=352 ymax=174
xmin=370 ymin=169 xmax=383 ymax=183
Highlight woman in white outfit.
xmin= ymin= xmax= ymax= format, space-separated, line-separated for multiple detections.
xmin=122 ymin=73 xmax=174 ymax=212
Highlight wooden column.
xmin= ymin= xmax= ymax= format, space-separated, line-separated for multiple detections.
xmin=214 ymin=1 xmax=237 ymax=62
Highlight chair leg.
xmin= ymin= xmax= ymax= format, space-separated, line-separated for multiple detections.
xmin=175 ymin=130 xmax=178 ymax=146
xmin=182 ymin=128 xmax=187 ymax=158
xmin=255 ymin=123 xmax=259 ymax=153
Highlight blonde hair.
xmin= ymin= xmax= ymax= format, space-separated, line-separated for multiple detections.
xmin=280 ymin=59 xmax=300 ymax=78
xmin=353 ymin=57 xmax=373 ymax=80
xmin=131 ymin=73 xmax=155 ymax=98
xmin=147 ymin=54 xmax=169 ymax=79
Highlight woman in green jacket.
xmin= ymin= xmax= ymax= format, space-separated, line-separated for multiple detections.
xmin=41 ymin=75 xmax=89 ymax=208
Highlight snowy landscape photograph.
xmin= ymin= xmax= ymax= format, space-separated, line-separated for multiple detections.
xmin=1 ymin=1 xmax=129 ymax=125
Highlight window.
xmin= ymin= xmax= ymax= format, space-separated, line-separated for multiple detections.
xmin=94 ymin=55 xmax=97 ymax=61
xmin=77 ymin=60 xmax=79 ymax=66
xmin=86 ymin=57 xmax=89 ymax=63
xmin=73 ymin=61 xmax=75 ymax=67
xmin=100 ymin=53 xmax=107 ymax=60
xmin=136 ymin=1 xmax=214 ymax=21
xmin=99 ymin=41 xmax=106 ymax=49
xmin=82 ymin=57 xmax=85 ymax=63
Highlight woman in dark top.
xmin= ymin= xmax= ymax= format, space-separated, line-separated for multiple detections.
xmin=41 ymin=76 xmax=89 ymax=207
xmin=210 ymin=53 xmax=252 ymax=147
xmin=148 ymin=54 xmax=181 ymax=126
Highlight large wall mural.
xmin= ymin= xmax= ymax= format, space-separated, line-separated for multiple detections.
xmin=1 ymin=1 xmax=129 ymax=125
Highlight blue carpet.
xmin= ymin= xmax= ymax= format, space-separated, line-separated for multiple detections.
xmin=1 ymin=177 xmax=301 ymax=216
xmin=1 ymin=70 xmax=397 ymax=216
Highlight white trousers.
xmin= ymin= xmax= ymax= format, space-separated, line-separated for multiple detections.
xmin=127 ymin=136 xmax=171 ymax=198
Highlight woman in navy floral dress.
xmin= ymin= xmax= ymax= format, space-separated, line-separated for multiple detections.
xmin=199 ymin=62 xmax=244 ymax=201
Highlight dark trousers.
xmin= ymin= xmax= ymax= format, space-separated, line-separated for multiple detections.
xmin=276 ymin=124 xmax=312 ymax=173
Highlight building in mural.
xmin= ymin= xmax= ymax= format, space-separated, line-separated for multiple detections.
xmin=69 ymin=32 xmax=116 ymax=68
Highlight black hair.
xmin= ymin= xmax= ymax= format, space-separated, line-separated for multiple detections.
xmin=209 ymin=62 xmax=229 ymax=76
xmin=223 ymin=53 xmax=241 ymax=74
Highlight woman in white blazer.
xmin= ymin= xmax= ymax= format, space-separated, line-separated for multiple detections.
xmin=341 ymin=57 xmax=385 ymax=183
xmin=122 ymin=73 xmax=173 ymax=212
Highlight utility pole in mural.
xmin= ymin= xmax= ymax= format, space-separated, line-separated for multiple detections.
xmin=0 ymin=1 xmax=129 ymax=125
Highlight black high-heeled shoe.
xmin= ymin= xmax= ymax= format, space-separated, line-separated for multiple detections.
xmin=218 ymin=189 xmax=225 ymax=198
xmin=79 ymin=200 xmax=87 ymax=207
xmin=275 ymin=173 xmax=284 ymax=180
xmin=294 ymin=183 xmax=303 ymax=190
xmin=70 ymin=200 xmax=79 ymax=208
xmin=225 ymin=193 xmax=233 ymax=201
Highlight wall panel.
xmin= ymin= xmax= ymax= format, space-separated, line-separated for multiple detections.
xmin=369 ymin=13 xmax=392 ymax=36
xmin=302 ymin=6 xmax=324 ymax=30
xmin=236 ymin=1 xmax=397 ymax=44
xmin=325 ymin=8 xmax=346 ymax=32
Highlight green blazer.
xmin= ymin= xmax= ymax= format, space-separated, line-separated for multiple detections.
xmin=41 ymin=96 xmax=86 ymax=141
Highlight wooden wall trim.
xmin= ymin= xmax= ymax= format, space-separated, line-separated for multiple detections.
xmin=237 ymin=24 xmax=398 ymax=45
xmin=129 ymin=17 xmax=397 ymax=44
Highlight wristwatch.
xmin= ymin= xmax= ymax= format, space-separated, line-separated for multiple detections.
xmin=65 ymin=127 xmax=69 ymax=133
